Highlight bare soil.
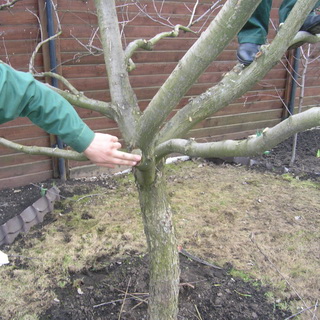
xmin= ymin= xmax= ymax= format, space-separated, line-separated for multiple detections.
xmin=0 ymin=129 xmax=319 ymax=320
xmin=40 ymin=255 xmax=290 ymax=320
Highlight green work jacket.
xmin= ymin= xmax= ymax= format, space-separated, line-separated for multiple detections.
xmin=0 ymin=63 xmax=94 ymax=152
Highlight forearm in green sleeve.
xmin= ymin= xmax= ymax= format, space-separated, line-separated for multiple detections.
xmin=0 ymin=63 xmax=94 ymax=152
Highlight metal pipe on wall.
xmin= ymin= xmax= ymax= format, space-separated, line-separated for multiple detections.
xmin=288 ymin=48 xmax=301 ymax=116
xmin=45 ymin=0 xmax=66 ymax=181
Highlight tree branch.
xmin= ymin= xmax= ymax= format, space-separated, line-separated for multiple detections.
xmin=289 ymin=30 xmax=320 ymax=50
xmin=136 ymin=0 xmax=263 ymax=150
xmin=44 ymin=83 xmax=117 ymax=119
xmin=28 ymin=0 xmax=62 ymax=74
xmin=157 ymin=0 xmax=320 ymax=143
xmin=36 ymin=71 xmax=79 ymax=95
xmin=133 ymin=1 xmax=174 ymax=28
xmin=188 ymin=0 xmax=223 ymax=28
xmin=0 ymin=0 xmax=21 ymax=10
xmin=94 ymin=0 xmax=140 ymax=145
xmin=187 ymin=0 xmax=199 ymax=28
xmin=29 ymin=30 xmax=62 ymax=74
xmin=0 ymin=137 xmax=87 ymax=161
xmin=154 ymin=107 xmax=320 ymax=160
xmin=27 ymin=1 xmax=115 ymax=120
xmin=124 ymin=25 xmax=195 ymax=71
xmin=69 ymin=28 xmax=104 ymax=58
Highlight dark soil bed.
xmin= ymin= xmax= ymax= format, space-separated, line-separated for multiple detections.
xmin=40 ymin=255 xmax=290 ymax=320
xmin=249 ymin=128 xmax=320 ymax=179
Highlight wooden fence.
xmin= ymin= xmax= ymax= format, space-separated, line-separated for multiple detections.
xmin=0 ymin=0 xmax=319 ymax=189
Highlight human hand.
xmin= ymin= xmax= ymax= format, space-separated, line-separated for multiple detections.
xmin=83 ymin=133 xmax=141 ymax=168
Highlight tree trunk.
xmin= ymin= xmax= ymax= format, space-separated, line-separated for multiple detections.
xmin=135 ymin=161 xmax=180 ymax=320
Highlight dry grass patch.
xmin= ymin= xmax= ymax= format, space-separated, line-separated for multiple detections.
xmin=0 ymin=159 xmax=319 ymax=319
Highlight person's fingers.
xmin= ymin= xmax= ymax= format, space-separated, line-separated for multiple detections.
xmin=111 ymin=150 xmax=141 ymax=162
xmin=83 ymin=133 xmax=141 ymax=167
xmin=111 ymin=142 xmax=122 ymax=150
xmin=109 ymin=135 xmax=119 ymax=143
xmin=99 ymin=150 xmax=140 ymax=164
xmin=95 ymin=159 xmax=138 ymax=167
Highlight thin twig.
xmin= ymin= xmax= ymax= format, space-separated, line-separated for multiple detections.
xmin=152 ymin=0 xmax=174 ymax=27
xmin=290 ymin=44 xmax=312 ymax=166
xmin=70 ymin=31 xmax=103 ymax=57
xmin=118 ymin=277 xmax=131 ymax=320
xmin=93 ymin=294 xmax=149 ymax=309
xmin=116 ymin=288 xmax=149 ymax=310
xmin=131 ymin=300 xmax=145 ymax=310
xmin=274 ymin=87 xmax=291 ymax=116
xmin=94 ymin=296 xmax=138 ymax=308
xmin=132 ymin=1 xmax=173 ymax=28
xmin=312 ymin=300 xmax=319 ymax=320
xmin=0 ymin=0 xmax=21 ymax=10
xmin=194 ymin=305 xmax=203 ymax=320
xmin=284 ymin=304 xmax=319 ymax=320
xmin=1 ymin=38 xmax=10 ymax=65
xmin=28 ymin=0 xmax=62 ymax=73
xmin=189 ymin=0 xmax=223 ymax=28
xmin=187 ymin=0 xmax=199 ymax=27
xmin=117 ymin=289 xmax=149 ymax=299
xmin=116 ymin=289 xmax=149 ymax=310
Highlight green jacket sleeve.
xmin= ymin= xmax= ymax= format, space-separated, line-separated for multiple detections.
xmin=0 ymin=63 xmax=95 ymax=153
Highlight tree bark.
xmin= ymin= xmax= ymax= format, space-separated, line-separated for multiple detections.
xmin=94 ymin=0 xmax=140 ymax=145
xmin=135 ymin=162 xmax=180 ymax=320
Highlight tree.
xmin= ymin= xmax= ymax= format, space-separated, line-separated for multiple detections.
xmin=289 ymin=44 xmax=320 ymax=166
xmin=1 ymin=0 xmax=320 ymax=319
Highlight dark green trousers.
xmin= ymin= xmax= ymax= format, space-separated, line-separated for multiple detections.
xmin=238 ymin=0 xmax=320 ymax=44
